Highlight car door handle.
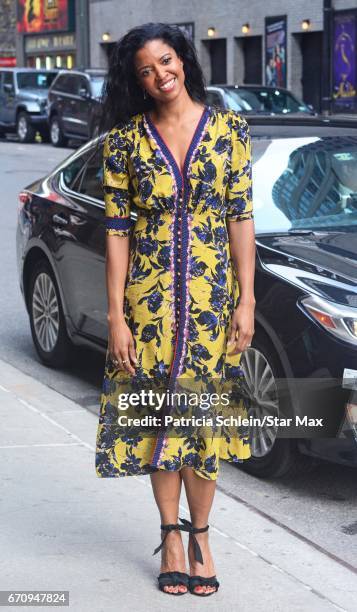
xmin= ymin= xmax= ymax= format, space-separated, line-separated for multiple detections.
xmin=52 ymin=213 xmax=68 ymax=226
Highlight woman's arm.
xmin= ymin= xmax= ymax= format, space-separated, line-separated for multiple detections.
xmin=106 ymin=235 xmax=137 ymax=375
xmin=103 ymin=125 xmax=136 ymax=374
xmin=227 ymin=219 xmax=256 ymax=354
xmin=225 ymin=113 xmax=256 ymax=354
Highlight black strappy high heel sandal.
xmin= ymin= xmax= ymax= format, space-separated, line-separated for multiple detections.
xmin=178 ymin=517 xmax=220 ymax=597
xmin=152 ymin=522 xmax=189 ymax=595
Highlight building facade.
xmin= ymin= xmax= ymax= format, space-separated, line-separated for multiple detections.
xmin=0 ymin=0 xmax=17 ymax=67
xmin=89 ymin=0 xmax=357 ymax=114
xmin=16 ymin=0 xmax=90 ymax=70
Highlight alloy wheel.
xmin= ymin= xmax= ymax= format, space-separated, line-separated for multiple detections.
xmin=32 ymin=272 xmax=60 ymax=352
xmin=17 ymin=115 xmax=28 ymax=140
xmin=239 ymin=347 xmax=280 ymax=457
xmin=50 ymin=119 xmax=60 ymax=145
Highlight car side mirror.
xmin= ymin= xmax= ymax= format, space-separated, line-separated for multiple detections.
xmin=79 ymin=87 xmax=90 ymax=99
xmin=4 ymin=83 xmax=14 ymax=94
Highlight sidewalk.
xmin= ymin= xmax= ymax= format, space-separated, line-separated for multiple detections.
xmin=0 ymin=358 xmax=356 ymax=612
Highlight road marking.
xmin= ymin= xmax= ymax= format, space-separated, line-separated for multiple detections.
xmin=216 ymin=483 xmax=357 ymax=576
xmin=17 ymin=397 xmax=93 ymax=451
xmin=0 ymin=442 xmax=83 ymax=449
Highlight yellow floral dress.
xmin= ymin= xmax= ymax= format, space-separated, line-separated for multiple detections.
xmin=95 ymin=105 xmax=254 ymax=481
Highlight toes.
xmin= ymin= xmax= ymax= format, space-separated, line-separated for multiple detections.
xmin=162 ymin=580 xmax=188 ymax=594
xmin=194 ymin=584 xmax=216 ymax=594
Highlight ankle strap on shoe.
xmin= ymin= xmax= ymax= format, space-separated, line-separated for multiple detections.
xmin=178 ymin=517 xmax=209 ymax=565
xmin=152 ymin=523 xmax=181 ymax=556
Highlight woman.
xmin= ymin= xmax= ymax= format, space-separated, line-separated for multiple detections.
xmin=95 ymin=22 xmax=256 ymax=597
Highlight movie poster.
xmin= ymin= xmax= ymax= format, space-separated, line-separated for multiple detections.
xmin=332 ymin=10 xmax=357 ymax=111
xmin=265 ymin=15 xmax=287 ymax=88
xmin=17 ymin=0 xmax=69 ymax=33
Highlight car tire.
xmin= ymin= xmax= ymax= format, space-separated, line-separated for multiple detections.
xmin=28 ymin=260 xmax=73 ymax=368
xmin=17 ymin=111 xmax=36 ymax=143
xmin=50 ymin=115 xmax=68 ymax=147
xmin=237 ymin=335 xmax=315 ymax=479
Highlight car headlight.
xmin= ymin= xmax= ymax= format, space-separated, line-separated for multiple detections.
xmin=298 ymin=294 xmax=357 ymax=345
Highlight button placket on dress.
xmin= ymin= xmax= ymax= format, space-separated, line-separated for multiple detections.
xmin=143 ymin=107 xmax=212 ymax=468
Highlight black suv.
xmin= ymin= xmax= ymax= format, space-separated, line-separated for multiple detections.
xmin=0 ymin=68 xmax=58 ymax=143
xmin=47 ymin=69 xmax=106 ymax=147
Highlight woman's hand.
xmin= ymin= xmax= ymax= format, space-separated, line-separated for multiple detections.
xmin=108 ymin=315 xmax=137 ymax=375
xmin=227 ymin=300 xmax=255 ymax=355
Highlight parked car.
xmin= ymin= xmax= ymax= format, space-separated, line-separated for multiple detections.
xmin=47 ymin=69 xmax=106 ymax=147
xmin=0 ymin=68 xmax=58 ymax=143
xmin=16 ymin=114 xmax=357 ymax=479
xmin=206 ymin=84 xmax=316 ymax=115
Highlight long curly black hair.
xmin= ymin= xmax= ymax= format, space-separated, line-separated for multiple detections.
xmin=98 ymin=22 xmax=207 ymax=133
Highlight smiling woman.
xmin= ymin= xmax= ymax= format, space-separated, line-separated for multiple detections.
xmin=95 ymin=22 xmax=256 ymax=597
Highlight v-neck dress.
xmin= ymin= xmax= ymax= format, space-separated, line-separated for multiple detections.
xmin=95 ymin=105 xmax=254 ymax=481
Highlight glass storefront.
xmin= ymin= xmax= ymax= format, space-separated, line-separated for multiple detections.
xmin=26 ymin=53 xmax=75 ymax=70
xmin=24 ymin=32 xmax=77 ymax=70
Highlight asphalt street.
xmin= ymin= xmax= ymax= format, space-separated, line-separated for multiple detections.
xmin=0 ymin=137 xmax=356 ymax=611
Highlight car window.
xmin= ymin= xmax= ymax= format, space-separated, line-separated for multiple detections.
xmin=53 ymin=74 xmax=68 ymax=92
xmin=61 ymin=156 xmax=87 ymax=190
xmin=3 ymin=72 xmax=14 ymax=88
xmin=206 ymin=90 xmax=224 ymax=108
xmin=77 ymin=76 xmax=90 ymax=95
xmin=65 ymin=75 xmax=80 ymax=95
xmin=252 ymin=134 xmax=357 ymax=233
xmin=16 ymin=71 xmax=57 ymax=89
xmin=54 ymin=74 xmax=77 ymax=95
xmin=90 ymin=76 xmax=105 ymax=98
xmin=227 ymin=88 xmax=309 ymax=114
xmin=77 ymin=146 xmax=104 ymax=200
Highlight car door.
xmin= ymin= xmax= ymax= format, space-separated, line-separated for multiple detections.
xmin=50 ymin=73 xmax=70 ymax=132
xmin=75 ymin=75 xmax=91 ymax=139
xmin=1 ymin=71 xmax=16 ymax=125
xmin=60 ymin=74 xmax=80 ymax=136
xmin=0 ymin=72 xmax=4 ymax=125
xmin=55 ymin=144 xmax=107 ymax=343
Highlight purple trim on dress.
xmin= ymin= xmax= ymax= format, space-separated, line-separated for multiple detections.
xmin=143 ymin=115 xmax=178 ymax=339
xmin=142 ymin=107 xmax=212 ymax=468
xmin=105 ymin=216 xmax=133 ymax=230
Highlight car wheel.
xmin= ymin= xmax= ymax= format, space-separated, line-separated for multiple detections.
xmin=17 ymin=112 xmax=36 ymax=143
xmin=28 ymin=260 xmax=73 ymax=367
xmin=50 ymin=116 xmax=68 ymax=147
xmin=237 ymin=339 xmax=314 ymax=478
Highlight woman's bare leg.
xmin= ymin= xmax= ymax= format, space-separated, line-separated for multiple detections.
xmin=181 ymin=467 xmax=217 ymax=594
xmin=150 ymin=470 xmax=187 ymax=593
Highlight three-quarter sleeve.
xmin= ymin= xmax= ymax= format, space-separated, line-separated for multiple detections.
xmin=103 ymin=123 xmax=134 ymax=237
xmin=225 ymin=112 xmax=254 ymax=222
